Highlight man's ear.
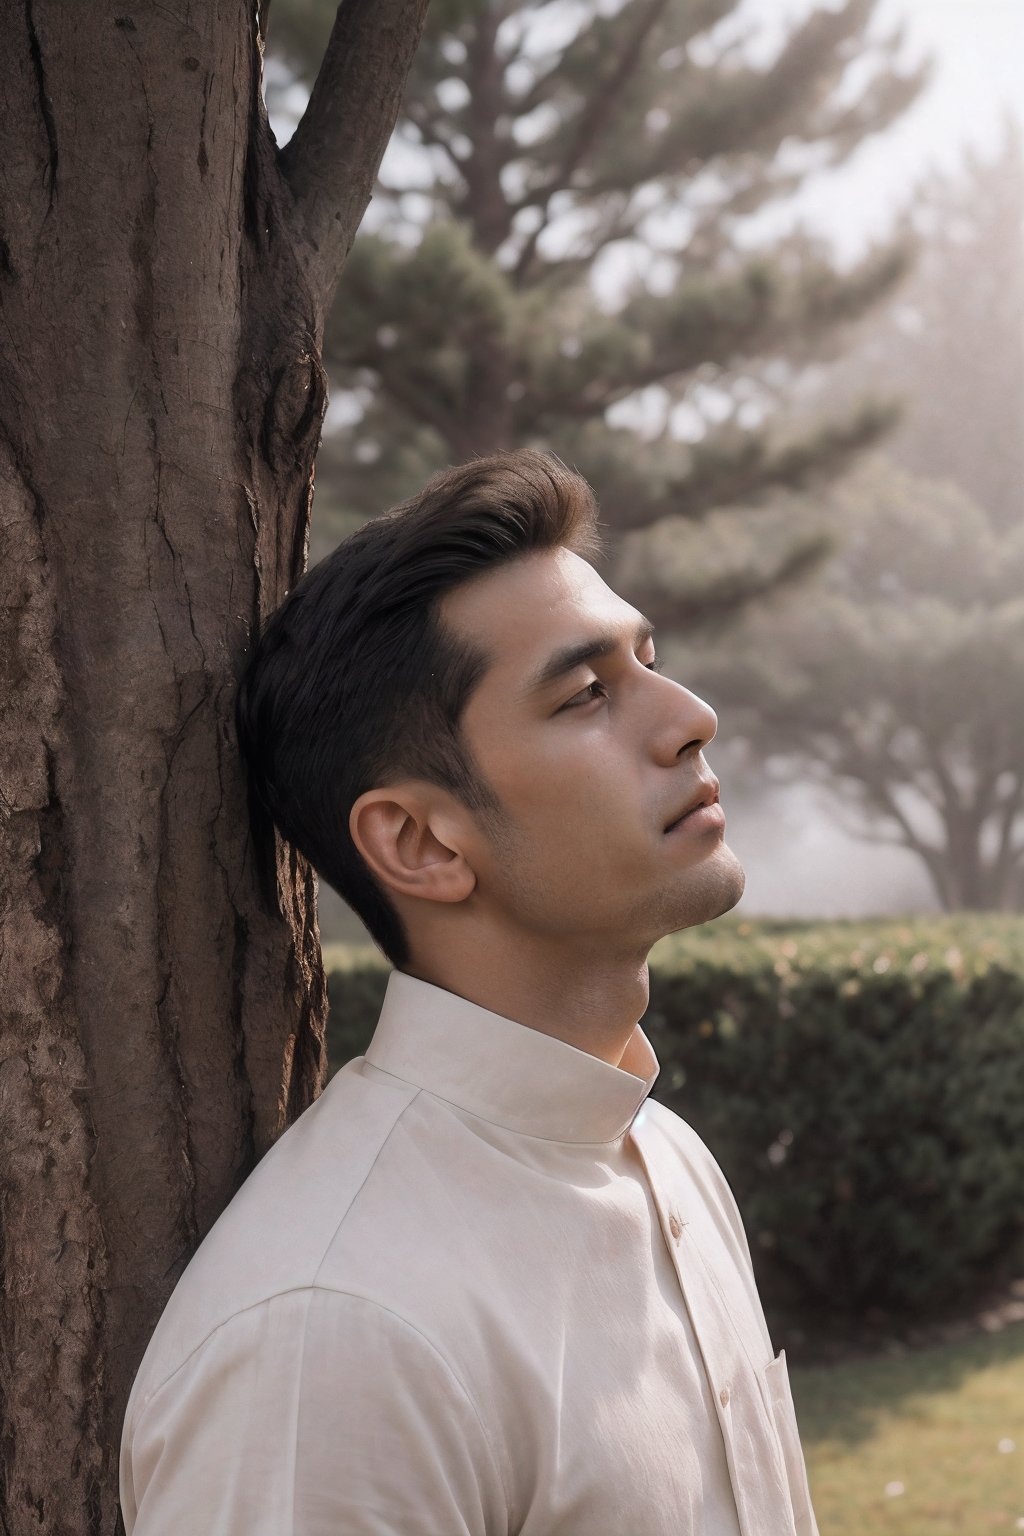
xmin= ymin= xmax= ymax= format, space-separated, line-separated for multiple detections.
xmin=349 ymin=783 xmax=477 ymax=906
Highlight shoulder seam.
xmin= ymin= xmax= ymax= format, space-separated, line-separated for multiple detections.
xmin=311 ymin=1084 xmax=422 ymax=1286
xmin=133 ymin=1085 xmax=423 ymax=1410
xmin=317 ymin=1288 xmax=513 ymax=1514
xmin=131 ymin=1284 xmax=512 ymax=1521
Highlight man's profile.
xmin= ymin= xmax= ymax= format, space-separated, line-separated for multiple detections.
xmin=119 ymin=450 xmax=819 ymax=1534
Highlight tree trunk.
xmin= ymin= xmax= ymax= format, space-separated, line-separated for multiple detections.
xmin=920 ymin=844 xmax=1020 ymax=914
xmin=923 ymin=803 xmax=1024 ymax=913
xmin=0 ymin=2 xmax=428 ymax=1530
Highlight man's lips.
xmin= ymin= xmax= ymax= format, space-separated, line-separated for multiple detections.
xmin=663 ymin=780 xmax=722 ymax=833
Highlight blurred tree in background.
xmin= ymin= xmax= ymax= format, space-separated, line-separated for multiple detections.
xmin=683 ymin=464 xmax=1024 ymax=910
xmin=670 ymin=128 xmax=1024 ymax=911
xmin=270 ymin=0 xmax=926 ymax=620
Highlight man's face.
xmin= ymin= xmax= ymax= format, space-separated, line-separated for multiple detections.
xmin=441 ymin=547 xmax=745 ymax=952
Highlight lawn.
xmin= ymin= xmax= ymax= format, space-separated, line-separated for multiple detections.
xmin=792 ymin=1322 xmax=1024 ymax=1533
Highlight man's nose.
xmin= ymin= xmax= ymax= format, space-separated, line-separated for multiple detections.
xmin=649 ymin=677 xmax=718 ymax=765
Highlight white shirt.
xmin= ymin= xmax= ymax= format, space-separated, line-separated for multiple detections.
xmin=120 ymin=970 xmax=819 ymax=1536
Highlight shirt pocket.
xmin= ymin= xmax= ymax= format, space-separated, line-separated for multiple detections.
xmin=762 ymin=1350 xmax=820 ymax=1536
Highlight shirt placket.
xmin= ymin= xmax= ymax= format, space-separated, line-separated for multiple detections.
xmin=629 ymin=1114 xmax=798 ymax=1536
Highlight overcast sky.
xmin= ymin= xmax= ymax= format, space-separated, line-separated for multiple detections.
xmin=763 ymin=0 xmax=1024 ymax=254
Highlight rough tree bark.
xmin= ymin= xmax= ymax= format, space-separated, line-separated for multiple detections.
xmin=0 ymin=2 xmax=429 ymax=1530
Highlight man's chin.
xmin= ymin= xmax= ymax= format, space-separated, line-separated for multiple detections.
xmin=660 ymin=844 xmax=745 ymax=938
xmin=713 ymin=843 xmax=745 ymax=914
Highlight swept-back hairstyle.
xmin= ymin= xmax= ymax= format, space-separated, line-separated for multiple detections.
xmin=235 ymin=450 xmax=602 ymax=965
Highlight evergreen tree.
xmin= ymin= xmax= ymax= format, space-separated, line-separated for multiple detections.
xmin=271 ymin=0 xmax=926 ymax=609
xmin=680 ymin=462 xmax=1024 ymax=910
xmin=667 ymin=134 xmax=1024 ymax=910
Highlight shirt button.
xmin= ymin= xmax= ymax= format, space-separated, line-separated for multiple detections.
xmin=669 ymin=1212 xmax=683 ymax=1240
xmin=719 ymin=1387 xmax=730 ymax=1407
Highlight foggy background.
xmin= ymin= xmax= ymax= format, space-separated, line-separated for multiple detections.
xmin=681 ymin=0 xmax=1023 ymax=921
xmin=267 ymin=0 xmax=1024 ymax=940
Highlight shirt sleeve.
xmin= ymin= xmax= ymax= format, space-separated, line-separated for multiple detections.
xmin=122 ymin=1287 xmax=509 ymax=1536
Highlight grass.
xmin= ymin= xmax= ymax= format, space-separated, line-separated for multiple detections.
xmin=791 ymin=1322 xmax=1024 ymax=1533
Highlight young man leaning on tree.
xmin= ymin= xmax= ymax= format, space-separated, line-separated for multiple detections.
xmin=120 ymin=450 xmax=820 ymax=1535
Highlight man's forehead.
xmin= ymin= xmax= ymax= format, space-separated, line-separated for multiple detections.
xmin=441 ymin=548 xmax=638 ymax=670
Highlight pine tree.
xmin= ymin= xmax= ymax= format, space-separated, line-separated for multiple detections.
xmin=667 ymin=132 xmax=1024 ymax=910
xmin=271 ymin=0 xmax=926 ymax=612
xmin=682 ymin=462 xmax=1024 ymax=910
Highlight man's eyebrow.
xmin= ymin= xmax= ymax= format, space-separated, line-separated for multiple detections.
xmin=523 ymin=617 xmax=656 ymax=696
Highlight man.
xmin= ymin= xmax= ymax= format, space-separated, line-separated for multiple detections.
xmin=120 ymin=450 xmax=819 ymax=1535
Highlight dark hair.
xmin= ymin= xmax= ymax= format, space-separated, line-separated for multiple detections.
xmin=235 ymin=450 xmax=602 ymax=965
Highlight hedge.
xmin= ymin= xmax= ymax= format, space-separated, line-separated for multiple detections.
xmin=323 ymin=916 xmax=1024 ymax=1326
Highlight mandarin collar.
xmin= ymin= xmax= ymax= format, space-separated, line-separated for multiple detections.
xmin=363 ymin=970 xmax=660 ymax=1145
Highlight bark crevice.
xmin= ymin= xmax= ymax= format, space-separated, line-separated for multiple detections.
xmin=24 ymin=0 xmax=58 ymax=204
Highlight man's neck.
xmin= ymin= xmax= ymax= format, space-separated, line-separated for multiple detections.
xmin=402 ymin=932 xmax=652 ymax=1068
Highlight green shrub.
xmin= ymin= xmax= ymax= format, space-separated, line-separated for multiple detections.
xmin=324 ymin=917 xmax=1024 ymax=1326
xmin=646 ymin=916 xmax=1024 ymax=1323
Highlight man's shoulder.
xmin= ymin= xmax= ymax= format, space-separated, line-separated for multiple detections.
xmin=636 ymin=1094 xmax=730 ymax=1180
xmin=129 ymin=1059 xmax=420 ymax=1406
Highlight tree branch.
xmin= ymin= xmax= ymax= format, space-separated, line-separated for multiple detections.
xmin=405 ymin=105 xmax=469 ymax=173
xmin=512 ymin=0 xmax=673 ymax=282
xmin=992 ymin=776 xmax=1024 ymax=889
xmin=372 ymin=356 xmax=462 ymax=448
xmin=636 ymin=528 xmax=831 ymax=629
xmin=841 ymin=772 xmax=954 ymax=903
xmin=278 ymin=0 xmax=431 ymax=315
xmin=607 ymin=401 xmax=897 ymax=528
xmin=510 ymin=192 xmax=641 ymax=295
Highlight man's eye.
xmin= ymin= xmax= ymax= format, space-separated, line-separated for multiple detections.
xmin=560 ymin=656 xmax=662 ymax=711
xmin=566 ymin=681 xmax=608 ymax=708
xmin=561 ymin=680 xmax=609 ymax=710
